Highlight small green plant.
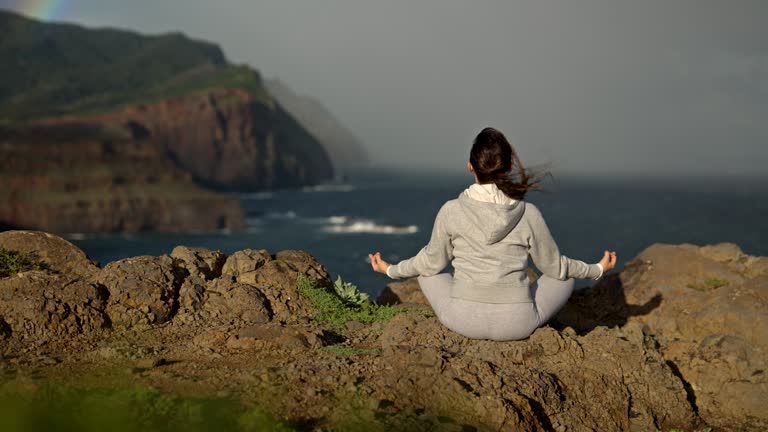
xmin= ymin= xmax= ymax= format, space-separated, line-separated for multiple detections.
xmin=321 ymin=345 xmax=382 ymax=357
xmin=687 ymin=277 xmax=728 ymax=291
xmin=297 ymin=274 xmax=432 ymax=329
xmin=0 ymin=248 xmax=42 ymax=278
xmin=333 ymin=275 xmax=370 ymax=306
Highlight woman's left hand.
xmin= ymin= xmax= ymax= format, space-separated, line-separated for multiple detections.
xmin=368 ymin=252 xmax=391 ymax=274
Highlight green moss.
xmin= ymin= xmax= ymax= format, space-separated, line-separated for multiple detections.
xmin=0 ymin=248 xmax=43 ymax=278
xmin=0 ymin=381 xmax=294 ymax=432
xmin=297 ymin=274 xmax=433 ymax=329
xmin=321 ymin=345 xmax=382 ymax=357
xmin=686 ymin=277 xmax=728 ymax=291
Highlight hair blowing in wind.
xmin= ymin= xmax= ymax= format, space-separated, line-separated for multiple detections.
xmin=469 ymin=127 xmax=549 ymax=200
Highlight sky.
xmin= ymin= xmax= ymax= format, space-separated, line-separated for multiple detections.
xmin=2 ymin=0 xmax=767 ymax=178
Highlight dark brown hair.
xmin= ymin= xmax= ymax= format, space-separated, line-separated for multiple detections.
xmin=469 ymin=127 xmax=550 ymax=200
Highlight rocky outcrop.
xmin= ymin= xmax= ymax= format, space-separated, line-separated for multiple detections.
xmin=556 ymin=242 xmax=768 ymax=431
xmin=1 ymin=231 xmax=764 ymax=431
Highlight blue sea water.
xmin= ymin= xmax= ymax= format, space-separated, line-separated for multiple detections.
xmin=70 ymin=170 xmax=768 ymax=297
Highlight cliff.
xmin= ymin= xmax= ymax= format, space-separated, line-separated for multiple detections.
xmin=0 ymin=122 xmax=245 ymax=233
xmin=1 ymin=231 xmax=765 ymax=431
xmin=0 ymin=10 xmax=334 ymax=233
xmin=266 ymin=79 xmax=370 ymax=173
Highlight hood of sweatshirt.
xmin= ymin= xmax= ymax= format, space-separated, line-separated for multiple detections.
xmin=457 ymin=184 xmax=526 ymax=245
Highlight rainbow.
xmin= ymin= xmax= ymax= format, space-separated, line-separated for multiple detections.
xmin=8 ymin=0 xmax=66 ymax=21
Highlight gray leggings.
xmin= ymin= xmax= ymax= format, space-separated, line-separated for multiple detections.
xmin=417 ymin=273 xmax=575 ymax=341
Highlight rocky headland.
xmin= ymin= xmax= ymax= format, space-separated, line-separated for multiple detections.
xmin=266 ymin=79 xmax=370 ymax=173
xmin=0 ymin=10 xmax=334 ymax=233
xmin=0 ymin=230 xmax=765 ymax=431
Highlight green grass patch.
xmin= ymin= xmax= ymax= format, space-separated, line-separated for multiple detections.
xmin=0 ymin=248 xmax=43 ymax=278
xmin=687 ymin=277 xmax=728 ymax=291
xmin=321 ymin=345 xmax=382 ymax=357
xmin=0 ymin=381 xmax=294 ymax=432
xmin=297 ymin=274 xmax=433 ymax=329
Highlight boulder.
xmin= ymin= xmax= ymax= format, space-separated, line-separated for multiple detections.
xmin=93 ymin=255 xmax=187 ymax=328
xmin=221 ymin=249 xmax=273 ymax=280
xmin=199 ymin=278 xmax=271 ymax=325
xmin=170 ymin=246 xmax=226 ymax=280
xmin=0 ymin=271 xmax=108 ymax=343
xmin=0 ymin=230 xmax=99 ymax=277
xmin=224 ymin=249 xmax=330 ymax=322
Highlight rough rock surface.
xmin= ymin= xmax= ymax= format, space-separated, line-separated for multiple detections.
xmin=171 ymin=246 xmax=227 ymax=280
xmin=0 ymin=230 xmax=99 ymax=277
xmin=223 ymin=249 xmax=331 ymax=322
xmin=556 ymin=242 xmax=768 ymax=431
xmin=2 ymin=231 xmax=764 ymax=431
xmin=94 ymin=255 xmax=187 ymax=328
xmin=0 ymin=272 xmax=108 ymax=345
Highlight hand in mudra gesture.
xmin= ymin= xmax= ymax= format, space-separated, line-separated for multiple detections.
xmin=368 ymin=252 xmax=391 ymax=274
xmin=599 ymin=250 xmax=618 ymax=273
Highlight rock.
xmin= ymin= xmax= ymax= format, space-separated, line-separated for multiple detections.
xmin=0 ymin=317 xmax=12 ymax=340
xmin=226 ymin=323 xmax=325 ymax=350
xmin=171 ymin=246 xmax=226 ymax=280
xmin=0 ymin=271 xmax=108 ymax=343
xmin=94 ymin=255 xmax=187 ymax=328
xmin=377 ymin=278 xmax=428 ymax=306
xmin=225 ymin=249 xmax=330 ymax=322
xmin=135 ymin=357 xmax=168 ymax=369
xmin=221 ymin=249 xmax=273 ymax=281
xmin=378 ymin=312 xmax=697 ymax=432
xmin=177 ymin=274 xmax=207 ymax=316
xmin=201 ymin=279 xmax=271 ymax=325
xmin=557 ymin=242 xmax=768 ymax=431
xmin=193 ymin=329 xmax=229 ymax=350
xmin=0 ymin=230 xmax=99 ymax=277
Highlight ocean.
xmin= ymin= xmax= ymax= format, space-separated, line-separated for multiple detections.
xmin=70 ymin=170 xmax=768 ymax=297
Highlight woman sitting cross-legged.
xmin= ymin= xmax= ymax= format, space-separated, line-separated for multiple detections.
xmin=368 ymin=127 xmax=617 ymax=341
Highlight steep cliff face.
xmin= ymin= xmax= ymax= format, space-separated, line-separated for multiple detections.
xmin=44 ymin=88 xmax=335 ymax=191
xmin=266 ymin=79 xmax=370 ymax=173
xmin=0 ymin=123 xmax=245 ymax=233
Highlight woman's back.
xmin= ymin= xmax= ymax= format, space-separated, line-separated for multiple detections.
xmin=387 ymin=183 xmax=603 ymax=303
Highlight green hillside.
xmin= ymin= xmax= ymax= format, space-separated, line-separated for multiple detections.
xmin=0 ymin=9 xmax=270 ymax=120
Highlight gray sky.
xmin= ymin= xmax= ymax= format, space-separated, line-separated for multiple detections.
xmin=3 ymin=0 xmax=767 ymax=177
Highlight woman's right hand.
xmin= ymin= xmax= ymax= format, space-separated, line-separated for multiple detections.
xmin=599 ymin=250 xmax=617 ymax=273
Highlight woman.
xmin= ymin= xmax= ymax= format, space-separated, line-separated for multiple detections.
xmin=368 ymin=127 xmax=617 ymax=341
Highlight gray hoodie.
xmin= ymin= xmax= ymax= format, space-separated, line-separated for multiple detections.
xmin=387 ymin=191 xmax=603 ymax=303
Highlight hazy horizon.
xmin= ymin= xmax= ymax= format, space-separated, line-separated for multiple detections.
xmin=2 ymin=1 xmax=766 ymax=179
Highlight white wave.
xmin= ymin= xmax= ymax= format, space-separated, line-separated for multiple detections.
xmin=301 ymin=184 xmax=355 ymax=193
xmin=323 ymin=219 xmax=419 ymax=235
xmin=327 ymin=215 xmax=349 ymax=224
